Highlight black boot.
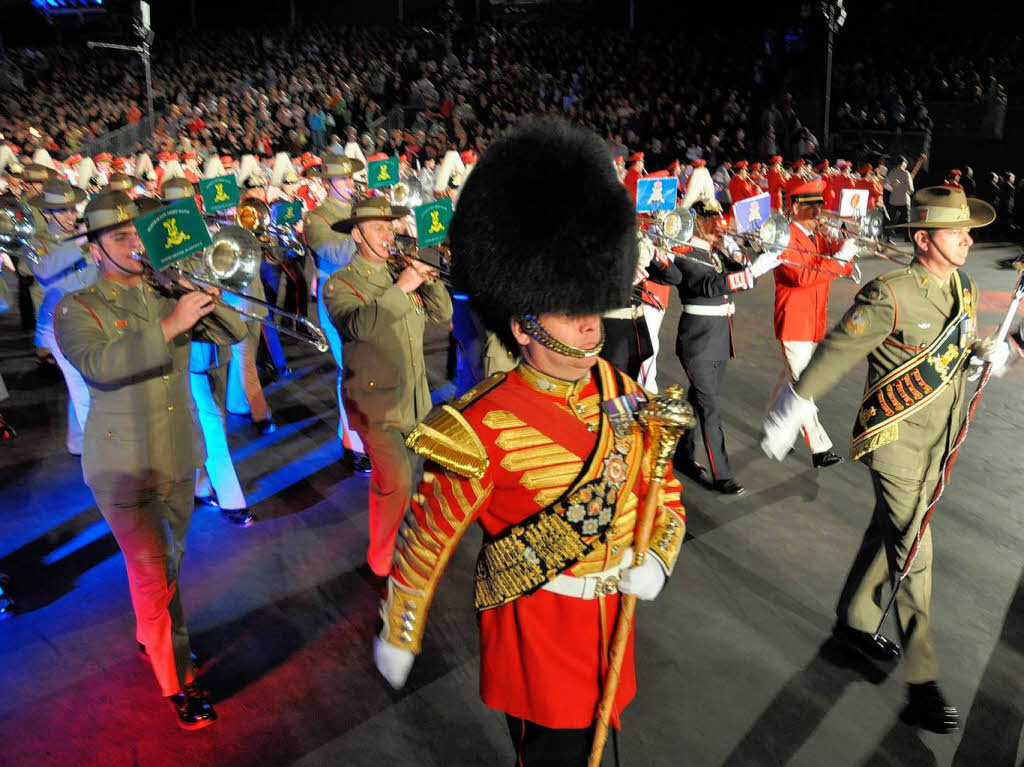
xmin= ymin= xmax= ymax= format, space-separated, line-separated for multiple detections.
xmin=901 ymin=681 xmax=959 ymax=734
xmin=832 ymin=622 xmax=901 ymax=662
xmin=167 ymin=682 xmax=218 ymax=730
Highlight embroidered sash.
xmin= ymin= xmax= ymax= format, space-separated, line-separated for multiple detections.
xmin=851 ymin=269 xmax=974 ymax=461
xmin=473 ymin=364 xmax=645 ymax=611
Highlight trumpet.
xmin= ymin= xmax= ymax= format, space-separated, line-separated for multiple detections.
xmin=387 ymin=234 xmax=453 ymax=288
xmin=158 ymin=225 xmax=328 ymax=352
xmin=817 ymin=208 xmax=912 ymax=266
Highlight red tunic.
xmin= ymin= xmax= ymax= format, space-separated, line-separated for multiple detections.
xmin=728 ymin=174 xmax=759 ymax=204
xmin=623 ymin=168 xmax=642 ymax=202
xmin=767 ymin=167 xmax=787 ymax=210
xmin=773 ymin=222 xmax=853 ymax=342
xmin=384 ymin=360 xmax=686 ymax=729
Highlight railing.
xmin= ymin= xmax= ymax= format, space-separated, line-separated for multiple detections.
xmin=80 ymin=114 xmax=159 ymax=158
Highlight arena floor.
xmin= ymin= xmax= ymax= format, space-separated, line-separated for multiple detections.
xmin=2 ymin=243 xmax=1023 ymax=767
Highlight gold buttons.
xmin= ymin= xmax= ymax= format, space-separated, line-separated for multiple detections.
xmin=163 ymin=375 xmax=170 ymax=381
xmin=368 ymin=380 xmax=375 ymax=388
xmin=167 ymin=405 xmax=175 ymax=412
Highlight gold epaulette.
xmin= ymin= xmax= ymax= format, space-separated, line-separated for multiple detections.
xmin=405 ymin=374 xmax=505 ymax=479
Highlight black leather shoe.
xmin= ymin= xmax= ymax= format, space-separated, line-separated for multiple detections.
xmin=677 ymin=459 xmax=709 ymax=484
xmin=713 ymin=479 xmax=747 ymax=495
xmin=812 ymin=450 xmax=844 ymax=468
xmin=256 ymin=419 xmax=278 ymax=436
xmin=167 ymin=682 xmax=218 ymax=730
xmin=832 ymin=623 xmax=901 ymax=662
xmin=221 ymin=507 xmax=255 ymax=528
xmin=0 ymin=573 xmax=14 ymax=618
xmin=138 ymin=642 xmax=201 ymax=668
xmin=348 ymin=450 xmax=372 ymax=475
xmin=901 ymin=681 xmax=959 ymax=733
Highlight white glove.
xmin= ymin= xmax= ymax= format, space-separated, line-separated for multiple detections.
xmin=760 ymin=383 xmax=819 ymax=461
xmin=968 ymin=337 xmax=1011 ymax=381
xmin=749 ymin=249 xmax=782 ymax=278
xmin=373 ymin=636 xmax=416 ymax=690
xmin=617 ymin=557 xmax=666 ymax=601
xmin=834 ymin=237 xmax=858 ymax=263
xmin=721 ymin=234 xmax=743 ymax=259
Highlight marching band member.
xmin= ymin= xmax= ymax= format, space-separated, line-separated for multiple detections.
xmin=762 ymin=186 xmax=1005 ymax=734
xmin=181 ymin=151 xmax=201 ymax=184
xmin=433 ymin=149 xmax=466 ymax=200
xmin=323 ymin=197 xmax=452 ymax=577
xmin=672 ymin=168 xmax=780 ymax=494
xmin=55 ymin=191 xmax=247 ymax=728
xmin=767 ymin=155 xmax=788 ymax=211
xmin=24 ymin=177 xmax=97 ymax=454
xmin=372 ymin=119 xmax=686 ymax=766
xmin=727 ymin=160 xmax=759 ymax=205
xmin=622 ymin=151 xmax=644 ymax=199
xmin=18 ymin=163 xmax=54 ymax=350
xmin=303 ymin=153 xmax=370 ymax=473
xmin=135 ymin=152 xmax=158 ymax=196
xmin=161 ymin=176 xmax=254 ymax=527
xmin=92 ymin=152 xmax=112 ymax=186
xmin=767 ymin=177 xmax=855 ymax=469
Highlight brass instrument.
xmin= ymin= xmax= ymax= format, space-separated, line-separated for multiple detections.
xmin=818 ymin=208 xmax=912 ymax=266
xmin=387 ymin=234 xmax=454 ymax=288
xmin=235 ymin=197 xmax=307 ymax=264
xmin=160 ymin=225 xmax=329 ymax=352
xmin=0 ymin=199 xmax=44 ymax=264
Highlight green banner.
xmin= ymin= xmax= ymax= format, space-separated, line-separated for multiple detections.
xmin=198 ymin=174 xmax=240 ymax=214
xmin=414 ymin=198 xmax=453 ymax=248
xmin=134 ymin=197 xmax=213 ymax=271
xmin=271 ymin=199 xmax=304 ymax=226
xmin=367 ymin=156 xmax=400 ymax=189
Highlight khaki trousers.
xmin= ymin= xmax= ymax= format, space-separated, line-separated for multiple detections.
xmin=358 ymin=425 xmax=416 ymax=576
xmin=227 ymin=320 xmax=272 ymax=423
xmin=93 ymin=479 xmax=197 ymax=696
xmin=836 ymin=469 xmax=938 ymax=683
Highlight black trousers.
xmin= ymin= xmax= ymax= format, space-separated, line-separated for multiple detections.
xmin=506 ymin=715 xmax=609 ymax=767
xmin=680 ymin=357 xmax=733 ymax=481
xmin=600 ymin=316 xmax=652 ymax=381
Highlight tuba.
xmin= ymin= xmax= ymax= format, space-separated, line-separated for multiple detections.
xmin=0 ymin=198 xmax=43 ymax=263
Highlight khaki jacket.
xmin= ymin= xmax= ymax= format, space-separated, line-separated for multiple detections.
xmin=796 ymin=260 xmax=977 ymax=480
xmin=55 ymin=275 xmax=247 ymax=493
xmin=323 ymin=253 xmax=452 ymax=433
xmin=303 ymin=198 xmax=355 ymax=267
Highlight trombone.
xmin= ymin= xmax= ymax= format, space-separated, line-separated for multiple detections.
xmin=817 ymin=208 xmax=913 ymax=266
xmin=234 ymin=198 xmax=307 ymax=264
xmin=159 ymin=225 xmax=329 ymax=352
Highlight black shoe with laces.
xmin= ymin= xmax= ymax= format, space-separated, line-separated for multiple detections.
xmin=221 ymin=507 xmax=255 ymax=528
xmin=677 ymin=459 xmax=709 ymax=485
xmin=348 ymin=450 xmax=372 ymax=475
xmin=167 ymin=682 xmax=217 ymax=730
xmin=901 ymin=681 xmax=959 ymax=734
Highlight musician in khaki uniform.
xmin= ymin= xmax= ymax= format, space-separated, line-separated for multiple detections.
xmin=55 ymin=192 xmax=247 ymax=729
xmin=762 ymin=186 xmax=1010 ymax=734
xmin=303 ymin=153 xmax=369 ymax=472
xmin=322 ymin=197 xmax=453 ymax=577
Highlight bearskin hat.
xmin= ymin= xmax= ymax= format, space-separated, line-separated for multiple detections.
xmin=449 ymin=118 xmax=637 ymax=352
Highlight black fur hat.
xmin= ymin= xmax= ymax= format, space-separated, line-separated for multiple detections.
xmin=449 ymin=117 xmax=638 ymax=352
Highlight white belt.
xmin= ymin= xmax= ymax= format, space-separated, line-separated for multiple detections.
xmin=541 ymin=548 xmax=633 ymax=599
xmin=681 ymin=302 xmax=735 ymax=317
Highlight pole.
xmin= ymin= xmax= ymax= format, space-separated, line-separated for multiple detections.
xmin=629 ymin=0 xmax=635 ymax=32
xmin=824 ymin=23 xmax=834 ymax=152
xmin=143 ymin=46 xmax=154 ymax=128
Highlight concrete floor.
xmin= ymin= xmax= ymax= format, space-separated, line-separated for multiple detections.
xmin=1 ymin=244 xmax=1023 ymax=767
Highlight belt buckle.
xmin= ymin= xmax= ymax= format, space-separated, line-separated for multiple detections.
xmin=596 ymin=575 xmax=620 ymax=596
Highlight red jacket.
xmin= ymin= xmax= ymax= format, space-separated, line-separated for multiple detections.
xmin=385 ymin=360 xmax=685 ymax=729
xmin=623 ymin=168 xmax=642 ymax=201
xmin=773 ymin=222 xmax=853 ymax=342
xmin=767 ymin=167 xmax=787 ymax=210
xmin=728 ymin=173 xmax=759 ymax=204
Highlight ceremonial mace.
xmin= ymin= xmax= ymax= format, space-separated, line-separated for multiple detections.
xmin=873 ymin=268 xmax=1024 ymax=641
xmin=589 ymin=384 xmax=694 ymax=767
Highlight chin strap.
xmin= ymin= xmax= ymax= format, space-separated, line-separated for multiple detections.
xmin=520 ymin=314 xmax=605 ymax=359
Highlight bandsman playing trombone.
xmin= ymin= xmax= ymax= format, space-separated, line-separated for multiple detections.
xmin=54 ymin=191 xmax=247 ymax=729
xmin=767 ymin=177 xmax=856 ymax=469
xmin=322 ymin=197 xmax=453 ymax=580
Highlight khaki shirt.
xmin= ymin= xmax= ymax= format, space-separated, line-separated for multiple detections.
xmin=323 ymin=253 xmax=453 ymax=433
xmin=796 ymin=260 xmax=977 ymax=480
xmin=55 ymin=275 xmax=247 ymax=493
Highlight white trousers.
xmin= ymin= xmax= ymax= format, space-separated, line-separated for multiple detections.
xmin=639 ymin=304 xmax=666 ymax=393
xmin=191 ymin=369 xmax=247 ymax=511
xmin=42 ymin=327 xmax=90 ymax=454
xmin=774 ymin=340 xmax=833 ymax=454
